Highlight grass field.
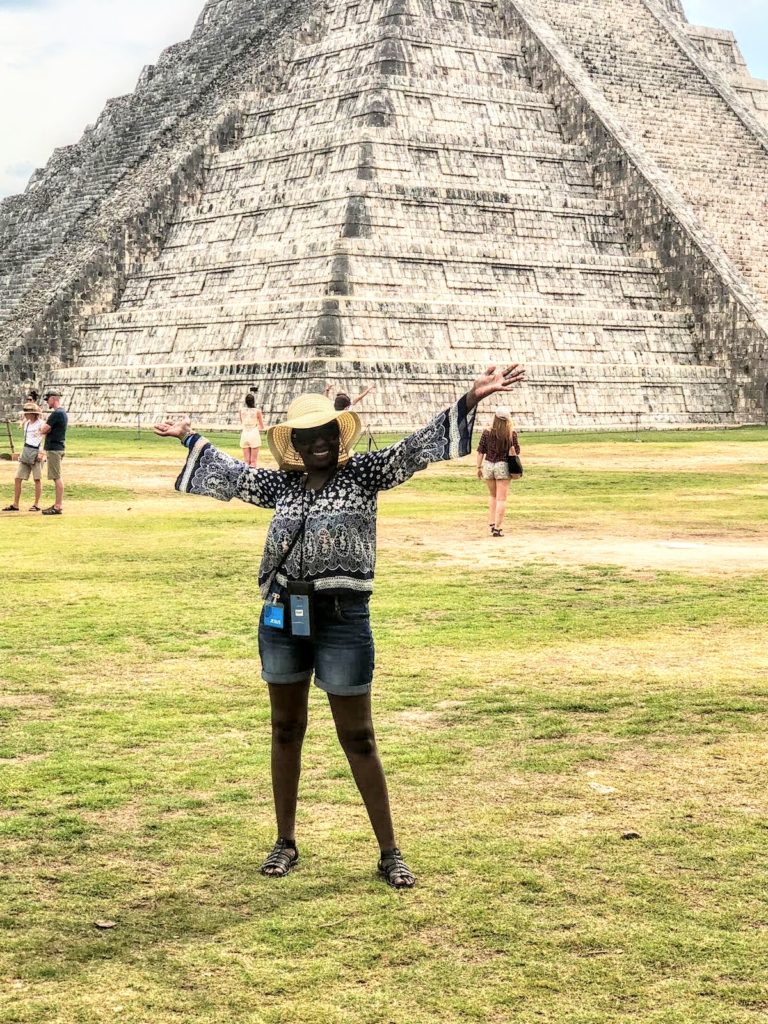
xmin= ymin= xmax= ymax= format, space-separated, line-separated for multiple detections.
xmin=1 ymin=424 xmax=767 ymax=1024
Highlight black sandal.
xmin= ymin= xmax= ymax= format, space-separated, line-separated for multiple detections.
xmin=260 ymin=838 xmax=299 ymax=878
xmin=492 ymin=526 xmax=504 ymax=538
xmin=378 ymin=848 xmax=416 ymax=890
xmin=2 ymin=505 xmax=19 ymax=512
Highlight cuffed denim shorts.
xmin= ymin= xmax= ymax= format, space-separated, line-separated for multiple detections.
xmin=258 ymin=591 xmax=375 ymax=697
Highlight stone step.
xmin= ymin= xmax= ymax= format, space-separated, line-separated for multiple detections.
xmin=85 ymin=297 xmax=695 ymax=330
xmin=141 ymin=240 xmax=659 ymax=276
xmin=242 ymin=73 xmax=553 ymax=119
xmin=176 ymin=178 xmax=618 ymax=224
xmin=214 ymin=125 xmax=591 ymax=171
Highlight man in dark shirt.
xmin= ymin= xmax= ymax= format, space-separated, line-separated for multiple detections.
xmin=40 ymin=390 xmax=68 ymax=516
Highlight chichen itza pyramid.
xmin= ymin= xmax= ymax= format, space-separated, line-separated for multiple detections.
xmin=1 ymin=0 xmax=767 ymax=429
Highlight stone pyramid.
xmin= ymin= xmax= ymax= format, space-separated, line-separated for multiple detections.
xmin=1 ymin=0 xmax=767 ymax=429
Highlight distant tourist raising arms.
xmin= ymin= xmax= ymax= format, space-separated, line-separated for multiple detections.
xmin=155 ymin=364 xmax=525 ymax=889
xmin=477 ymin=407 xmax=522 ymax=538
xmin=324 ymin=382 xmax=376 ymax=412
xmin=239 ymin=392 xmax=265 ymax=468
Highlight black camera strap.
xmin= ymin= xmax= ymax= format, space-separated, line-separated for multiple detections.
xmin=266 ymin=491 xmax=314 ymax=597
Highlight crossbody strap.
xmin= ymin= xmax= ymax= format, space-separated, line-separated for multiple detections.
xmin=266 ymin=490 xmax=314 ymax=595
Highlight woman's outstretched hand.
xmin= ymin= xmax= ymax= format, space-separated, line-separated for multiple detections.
xmin=154 ymin=417 xmax=192 ymax=440
xmin=467 ymin=364 xmax=526 ymax=411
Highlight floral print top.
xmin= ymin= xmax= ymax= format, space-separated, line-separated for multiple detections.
xmin=177 ymin=396 xmax=476 ymax=596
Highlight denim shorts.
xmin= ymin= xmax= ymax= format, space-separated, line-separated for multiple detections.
xmin=258 ymin=591 xmax=375 ymax=697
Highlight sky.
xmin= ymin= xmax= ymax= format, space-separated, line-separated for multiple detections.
xmin=0 ymin=0 xmax=767 ymax=199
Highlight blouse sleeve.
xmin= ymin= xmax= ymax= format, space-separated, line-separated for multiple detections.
xmin=477 ymin=430 xmax=489 ymax=456
xmin=175 ymin=434 xmax=286 ymax=508
xmin=350 ymin=395 xmax=476 ymax=493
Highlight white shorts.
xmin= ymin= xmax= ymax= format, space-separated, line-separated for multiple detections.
xmin=240 ymin=429 xmax=262 ymax=449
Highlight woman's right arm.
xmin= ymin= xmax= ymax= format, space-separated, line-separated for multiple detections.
xmin=476 ymin=430 xmax=488 ymax=479
xmin=155 ymin=421 xmax=285 ymax=508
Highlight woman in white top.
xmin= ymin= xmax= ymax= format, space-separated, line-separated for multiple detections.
xmin=239 ymin=392 xmax=265 ymax=468
xmin=3 ymin=402 xmax=45 ymax=513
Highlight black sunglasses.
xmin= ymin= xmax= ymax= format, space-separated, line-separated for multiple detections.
xmin=292 ymin=421 xmax=340 ymax=448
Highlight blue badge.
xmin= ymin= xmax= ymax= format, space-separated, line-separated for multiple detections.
xmin=263 ymin=602 xmax=285 ymax=630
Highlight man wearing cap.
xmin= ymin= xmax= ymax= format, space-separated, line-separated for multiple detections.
xmin=155 ymin=364 xmax=525 ymax=890
xmin=40 ymin=390 xmax=68 ymax=516
xmin=2 ymin=401 xmax=46 ymax=513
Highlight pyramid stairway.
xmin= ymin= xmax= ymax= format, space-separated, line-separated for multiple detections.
xmin=47 ymin=0 xmax=739 ymax=427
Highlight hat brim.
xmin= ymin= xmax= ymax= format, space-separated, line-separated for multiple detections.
xmin=268 ymin=409 xmax=363 ymax=471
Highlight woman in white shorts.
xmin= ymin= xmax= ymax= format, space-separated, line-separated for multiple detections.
xmin=239 ymin=392 xmax=265 ymax=468
xmin=3 ymin=402 xmax=45 ymax=513
xmin=476 ymin=407 xmax=521 ymax=537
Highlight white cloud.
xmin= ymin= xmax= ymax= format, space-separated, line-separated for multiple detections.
xmin=0 ymin=0 xmax=202 ymax=198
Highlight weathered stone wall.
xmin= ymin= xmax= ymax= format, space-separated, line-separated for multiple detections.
xmin=507 ymin=0 xmax=768 ymax=422
xmin=0 ymin=0 xmax=316 ymax=410
xmin=3 ymin=0 xmax=768 ymax=429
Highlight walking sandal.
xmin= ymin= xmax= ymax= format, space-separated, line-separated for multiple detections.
xmin=491 ymin=526 xmax=504 ymax=538
xmin=2 ymin=505 xmax=19 ymax=512
xmin=260 ymin=838 xmax=299 ymax=878
xmin=378 ymin=848 xmax=416 ymax=890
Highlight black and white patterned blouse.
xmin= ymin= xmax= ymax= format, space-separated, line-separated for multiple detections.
xmin=176 ymin=396 xmax=476 ymax=596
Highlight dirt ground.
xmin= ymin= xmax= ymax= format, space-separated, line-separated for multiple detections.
xmin=3 ymin=438 xmax=768 ymax=574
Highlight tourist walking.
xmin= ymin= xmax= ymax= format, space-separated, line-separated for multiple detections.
xmin=155 ymin=364 xmax=525 ymax=889
xmin=40 ymin=390 xmax=68 ymax=516
xmin=239 ymin=392 xmax=265 ymax=468
xmin=3 ymin=402 xmax=46 ymax=513
xmin=476 ymin=407 xmax=522 ymax=537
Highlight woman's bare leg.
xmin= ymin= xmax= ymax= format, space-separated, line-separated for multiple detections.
xmin=485 ymin=478 xmax=497 ymax=528
xmin=327 ymin=691 xmax=396 ymax=851
xmin=242 ymin=447 xmax=251 ymax=467
xmin=252 ymin=447 xmax=261 ymax=469
xmin=267 ymin=681 xmax=310 ymax=847
xmin=34 ymin=477 xmax=42 ymax=506
xmin=494 ymin=478 xmax=510 ymax=530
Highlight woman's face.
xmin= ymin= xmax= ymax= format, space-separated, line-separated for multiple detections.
xmin=292 ymin=421 xmax=341 ymax=472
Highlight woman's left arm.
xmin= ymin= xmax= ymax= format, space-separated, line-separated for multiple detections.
xmin=257 ymin=410 xmax=265 ymax=431
xmin=354 ymin=365 xmax=525 ymax=492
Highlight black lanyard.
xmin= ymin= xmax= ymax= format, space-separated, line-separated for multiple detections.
xmin=267 ymin=489 xmax=314 ymax=594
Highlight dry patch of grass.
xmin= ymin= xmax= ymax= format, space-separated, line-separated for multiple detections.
xmin=1 ymin=427 xmax=768 ymax=1023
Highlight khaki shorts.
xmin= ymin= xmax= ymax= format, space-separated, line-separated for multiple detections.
xmin=482 ymin=460 xmax=511 ymax=482
xmin=16 ymin=459 xmax=43 ymax=482
xmin=46 ymin=451 xmax=65 ymax=482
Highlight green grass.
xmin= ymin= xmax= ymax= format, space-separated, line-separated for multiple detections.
xmin=1 ymin=430 xmax=767 ymax=1023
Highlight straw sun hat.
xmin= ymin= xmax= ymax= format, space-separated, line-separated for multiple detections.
xmin=20 ymin=402 xmax=43 ymax=416
xmin=268 ymin=393 xmax=362 ymax=471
